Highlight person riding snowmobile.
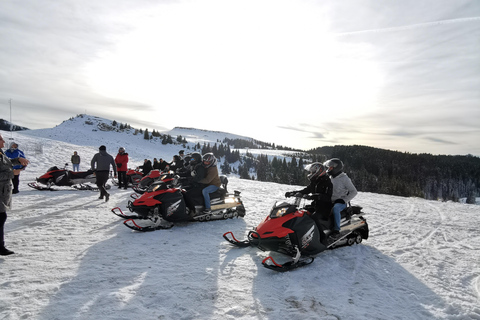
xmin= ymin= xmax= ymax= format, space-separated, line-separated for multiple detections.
xmin=196 ymin=153 xmax=221 ymax=214
xmin=324 ymin=158 xmax=357 ymax=235
xmin=285 ymin=162 xmax=332 ymax=243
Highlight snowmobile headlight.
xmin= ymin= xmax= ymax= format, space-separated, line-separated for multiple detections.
xmin=152 ymin=185 xmax=161 ymax=192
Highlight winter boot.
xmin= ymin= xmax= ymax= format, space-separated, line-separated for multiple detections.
xmin=0 ymin=242 xmax=14 ymax=256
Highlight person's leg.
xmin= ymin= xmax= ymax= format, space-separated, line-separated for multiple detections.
xmin=12 ymin=175 xmax=19 ymax=193
xmin=118 ymin=171 xmax=124 ymax=188
xmin=202 ymin=185 xmax=219 ymax=210
xmin=0 ymin=211 xmax=14 ymax=255
xmin=0 ymin=212 xmax=6 ymax=246
xmin=332 ymin=202 xmax=347 ymax=231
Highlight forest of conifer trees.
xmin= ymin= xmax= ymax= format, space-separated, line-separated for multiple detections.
xmin=203 ymin=142 xmax=479 ymax=204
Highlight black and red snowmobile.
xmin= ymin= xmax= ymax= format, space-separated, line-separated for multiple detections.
xmin=112 ymin=168 xmax=144 ymax=188
xmin=223 ymin=194 xmax=369 ymax=272
xmin=28 ymin=163 xmax=106 ymax=191
xmin=131 ymin=170 xmax=175 ymax=194
xmin=111 ymin=175 xmax=245 ymax=231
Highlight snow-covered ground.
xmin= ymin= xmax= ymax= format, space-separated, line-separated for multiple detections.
xmin=1 ymin=127 xmax=480 ymax=320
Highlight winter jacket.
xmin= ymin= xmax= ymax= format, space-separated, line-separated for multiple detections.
xmin=330 ymin=172 xmax=357 ymax=204
xmin=0 ymin=150 xmax=20 ymax=211
xmin=139 ymin=160 xmax=152 ymax=176
xmin=198 ymin=166 xmax=221 ymax=188
xmin=71 ymin=154 xmax=80 ymax=164
xmin=115 ymin=153 xmax=129 ymax=172
xmin=4 ymin=145 xmax=25 ymax=170
xmin=296 ymin=175 xmax=333 ymax=218
xmin=91 ymin=150 xmax=117 ymax=174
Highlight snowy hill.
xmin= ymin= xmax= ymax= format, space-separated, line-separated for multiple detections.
xmin=21 ymin=114 xmax=297 ymax=167
xmin=0 ymin=129 xmax=479 ymax=319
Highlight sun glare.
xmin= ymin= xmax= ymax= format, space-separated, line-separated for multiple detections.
xmin=84 ymin=0 xmax=384 ymax=129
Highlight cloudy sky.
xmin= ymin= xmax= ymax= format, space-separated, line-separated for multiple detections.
xmin=1 ymin=0 xmax=479 ymax=155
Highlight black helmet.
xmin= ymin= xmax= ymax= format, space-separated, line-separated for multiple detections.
xmin=202 ymin=153 xmax=217 ymax=168
xmin=324 ymin=158 xmax=343 ymax=176
xmin=190 ymin=152 xmax=202 ymax=165
xmin=304 ymin=162 xmax=326 ymax=180
xmin=119 ymin=147 xmax=125 ymax=153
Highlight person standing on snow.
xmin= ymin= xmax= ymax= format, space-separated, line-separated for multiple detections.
xmin=71 ymin=151 xmax=81 ymax=172
xmin=0 ymin=134 xmax=29 ymax=255
xmin=324 ymin=158 xmax=357 ymax=235
xmin=91 ymin=145 xmax=117 ymax=202
xmin=4 ymin=142 xmax=26 ymax=194
xmin=115 ymin=147 xmax=129 ymax=189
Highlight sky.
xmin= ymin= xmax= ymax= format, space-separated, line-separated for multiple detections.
xmin=1 ymin=129 xmax=479 ymax=319
xmin=1 ymin=0 xmax=479 ymax=156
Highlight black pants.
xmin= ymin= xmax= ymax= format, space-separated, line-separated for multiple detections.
xmin=12 ymin=175 xmax=19 ymax=193
xmin=118 ymin=171 xmax=128 ymax=188
xmin=0 ymin=212 xmax=6 ymax=247
xmin=95 ymin=171 xmax=110 ymax=198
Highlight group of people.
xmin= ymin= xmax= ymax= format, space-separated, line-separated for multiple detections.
xmin=89 ymin=146 xmax=222 ymax=214
xmin=1 ymin=135 xmax=355 ymax=257
xmin=286 ymin=158 xmax=357 ymax=237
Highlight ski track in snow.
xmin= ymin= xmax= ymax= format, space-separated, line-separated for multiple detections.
xmin=0 ymin=130 xmax=480 ymax=320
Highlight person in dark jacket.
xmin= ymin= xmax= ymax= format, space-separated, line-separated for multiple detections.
xmin=91 ymin=145 xmax=117 ymax=202
xmin=115 ymin=147 xmax=129 ymax=189
xmin=5 ymin=142 xmax=26 ymax=194
xmin=71 ymin=151 xmax=80 ymax=172
xmin=152 ymin=158 xmax=161 ymax=170
xmin=197 ymin=153 xmax=221 ymax=214
xmin=285 ymin=162 xmax=333 ymax=241
xmin=0 ymin=134 xmax=29 ymax=255
xmin=139 ymin=159 xmax=152 ymax=176
xmin=158 ymin=158 xmax=167 ymax=171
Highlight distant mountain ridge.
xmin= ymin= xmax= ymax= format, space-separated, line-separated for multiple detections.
xmin=0 ymin=119 xmax=29 ymax=131
xmin=16 ymin=114 xmax=480 ymax=203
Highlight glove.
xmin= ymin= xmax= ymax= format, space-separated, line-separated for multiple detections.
xmin=117 ymin=163 xmax=122 ymax=168
xmin=334 ymin=199 xmax=345 ymax=204
xmin=285 ymin=191 xmax=294 ymax=198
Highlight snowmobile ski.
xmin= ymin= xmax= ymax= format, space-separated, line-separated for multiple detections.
xmin=262 ymin=256 xmax=315 ymax=272
xmin=27 ymin=182 xmax=101 ymax=192
xmin=223 ymin=231 xmax=251 ymax=247
xmin=111 ymin=207 xmax=143 ymax=219
xmin=261 ymin=246 xmax=315 ymax=272
xmin=123 ymin=216 xmax=174 ymax=232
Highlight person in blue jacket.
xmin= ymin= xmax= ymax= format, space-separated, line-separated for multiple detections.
xmin=4 ymin=142 xmax=26 ymax=194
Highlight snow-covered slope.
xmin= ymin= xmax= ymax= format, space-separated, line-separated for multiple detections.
xmin=1 ymin=130 xmax=479 ymax=320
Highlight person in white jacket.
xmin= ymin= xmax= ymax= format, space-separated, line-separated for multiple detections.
xmin=324 ymin=158 xmax=357 ymax=235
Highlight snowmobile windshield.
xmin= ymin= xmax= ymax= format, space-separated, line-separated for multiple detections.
xmin=149 ymin=181 xmax=167 ymax=192
xmin=48 ymin=166 xmax=59 ymax=172
xmin=269 ymin=201 xmax=297 ymax=218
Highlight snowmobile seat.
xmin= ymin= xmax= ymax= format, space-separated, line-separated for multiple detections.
xmin=220 ymin=175 xmax=228 ymax=192
xmin=210 ymin=187 xmax=227 ymax=200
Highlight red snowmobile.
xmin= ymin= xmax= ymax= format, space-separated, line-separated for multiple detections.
xmin=112 ymin=168 xmax=144 ymax=188
xmin=28 ymin=164 xmax=105 ymax=191
xmin=111 ymin=175 xmax=245 ymax=231
xmin=131 ymin=170 xmax=175 ymax=194
xmin=223 ymin=194 xmax=369 ymax=271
